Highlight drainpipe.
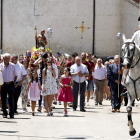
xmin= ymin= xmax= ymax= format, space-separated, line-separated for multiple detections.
xmin=92 ymin=0 xmax=95 ymax=55
xmin=0 ymin=0 xmax=3 ymax=54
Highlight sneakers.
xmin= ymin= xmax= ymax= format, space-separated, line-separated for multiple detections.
xmin=63 ymin=110 xmax=68 ymax=116
xmin=86 ymin=102 xmax=89 ymax=106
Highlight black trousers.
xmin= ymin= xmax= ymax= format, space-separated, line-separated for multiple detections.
xmin=111 ymin=87 xmax=123 ymax=110
xmin=1 ymin=82 xmax=15 ymax=116
xmin=14 ymin=85 xmax=21 ymax=112
xmin=72 ymin=81 xmax=86 ymax=110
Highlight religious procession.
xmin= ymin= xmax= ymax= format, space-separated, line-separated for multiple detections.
xmin=1 ymin=0 xmax=140 ymax=139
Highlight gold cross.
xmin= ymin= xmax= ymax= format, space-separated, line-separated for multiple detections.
xmin=75 ymin=21 xmax=90 ymax=33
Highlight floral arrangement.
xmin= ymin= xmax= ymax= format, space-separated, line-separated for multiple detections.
xmin=46 ymin=48 xmax=52 ymax=52
xmin=31 ymin=47 xmax=45 ymax=60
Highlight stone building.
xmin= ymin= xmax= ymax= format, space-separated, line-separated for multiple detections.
xmin=0 ymin=0 xmax=139 ymax=57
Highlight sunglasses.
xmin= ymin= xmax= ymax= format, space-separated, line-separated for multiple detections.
xmin=47 ymin=62 xmax=52 ymax=63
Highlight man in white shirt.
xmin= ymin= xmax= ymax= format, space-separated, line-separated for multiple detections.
xmin=11 ymin=54 xmax=27 ymax=114
xmin=0 ymin=70 xmax=3 ymax=86
xmin=71 ymin=56 xmax=89 ymax=112
xmin=93 ymin=58 xmax=106 ymax=105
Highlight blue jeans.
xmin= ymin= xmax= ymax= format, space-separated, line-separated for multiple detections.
xmin=87 ymin=80 xmax=93 ymax=91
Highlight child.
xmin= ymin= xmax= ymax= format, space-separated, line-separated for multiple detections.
xmin=58 ymin=67 xmax=73 ymax=116
xmin=25 ymin=71 xmax=43 ymax=116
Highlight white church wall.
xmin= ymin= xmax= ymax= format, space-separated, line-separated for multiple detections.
xmin=95 ymin=0 xmax=122 ymax=57
xmin=121 ymin=0 xmax=139 ymax=39
xmin=2 ymin=0 xmax=139 ymax=57
xmin=2 ymin=0 xmax=93 ymax=56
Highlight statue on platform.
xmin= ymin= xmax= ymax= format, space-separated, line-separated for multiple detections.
xmin=34 ymin=26 xmax=47 ymax=49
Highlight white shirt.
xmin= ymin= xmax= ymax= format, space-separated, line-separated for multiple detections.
xmin=0 ymin=71 xmax=3 ymax=85
xmin=93 ymin=64 xmax=106 ymax=80
xmin=132 ymin=30 xmax=140 ymax=46
xmin=70 ymin=64 xmax=89 ymax=83
xmin=52 ymin=63 xmax=58 ymax=79
xmin=15 ymin=62 xmax=27 ymax=82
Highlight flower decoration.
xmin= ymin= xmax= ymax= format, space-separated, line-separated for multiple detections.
xmin=46 ymin=48 xmax=52 ymax=52
xmin=31 ymin=46 xmax=45 ymax=60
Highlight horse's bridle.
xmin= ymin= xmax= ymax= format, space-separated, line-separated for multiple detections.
xmin=123 ymin=42 xmax=140 ymax=100
xmin=122 ymin=42 xmax=140 ymax=68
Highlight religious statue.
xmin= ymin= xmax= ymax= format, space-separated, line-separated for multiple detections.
xmin=35 ymin=29 xmax=47 ymax=49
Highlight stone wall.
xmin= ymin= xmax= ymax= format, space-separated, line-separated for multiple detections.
xmin=1 ymin=0 xmax=139 ymax=57
xmin=95 ymin=0 xmax=122 ymax=57
xmin=2 ymin=0 xmax=93 ymax=56
xmin=121 ymin=0 xmax=139 ymax=39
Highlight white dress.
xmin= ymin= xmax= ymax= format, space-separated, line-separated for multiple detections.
xmin=41 ymin=69 xmax=58 ymax=96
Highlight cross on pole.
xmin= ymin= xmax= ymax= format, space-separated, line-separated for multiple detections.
xmin=75 ymin=21 xmax=90 ymax=39
xmin=75 ymin=21 xmax=90 ymax=95
xmin=75 ymin=21 xmax=90 ymax=54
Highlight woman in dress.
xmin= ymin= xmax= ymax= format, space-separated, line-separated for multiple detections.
xmin=21 ymin=59 xmax=30 ymax=112
xmin=58 ymin=67 xmax=73 ymax=116
xmin=34 ymin=52 xmax=48 ymax=112
xmin=42 ymin=58 xmax=57 ymax=116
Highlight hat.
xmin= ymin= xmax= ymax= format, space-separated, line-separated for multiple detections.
xmin=41 ymin=30 xmax=45 ymax=34
xmin=138 ymin=17 xmax=140 ymax=21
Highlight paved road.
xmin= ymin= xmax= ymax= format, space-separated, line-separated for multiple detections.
xmin=0 ymin=97 xmax=140 ymax=140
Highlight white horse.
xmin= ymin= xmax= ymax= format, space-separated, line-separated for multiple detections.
xmin=122 ymin=34 xmax=140 ymax=136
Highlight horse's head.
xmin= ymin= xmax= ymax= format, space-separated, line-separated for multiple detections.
xmin=122 ymin=34 xmax=140 ymax=69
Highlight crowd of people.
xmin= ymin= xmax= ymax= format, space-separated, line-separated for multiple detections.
xmin=0 ymin=49 xmax=129 ymax=118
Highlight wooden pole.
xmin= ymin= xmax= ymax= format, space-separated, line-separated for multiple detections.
xmin=117 ymin=33 xmax=122 ymax=98
xmin=79 ymin=33 xmax=83 ymax=94
xmin=118 ymin=44 xmax=121 ymax=98
xmin=75 ymin=21 xmax=90 ymax=94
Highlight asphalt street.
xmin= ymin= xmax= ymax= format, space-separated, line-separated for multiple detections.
xmin=0 ymin=97 xmax=140 ymax=140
